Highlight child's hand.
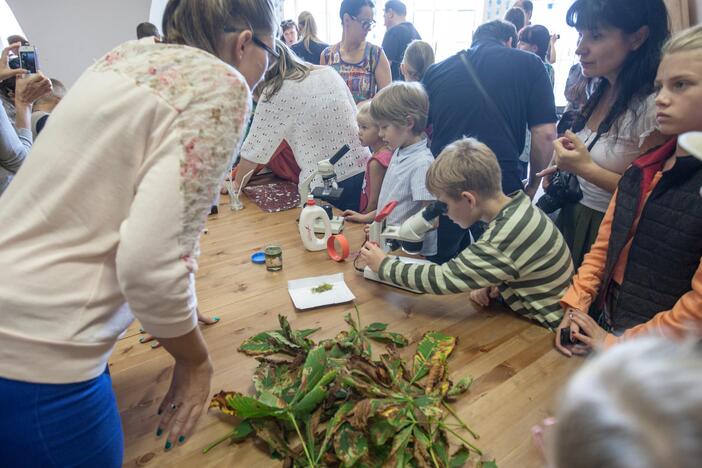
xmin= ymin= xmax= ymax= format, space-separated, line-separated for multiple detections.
xmin=552 ymin=130 xmax=593 ymax=175
xmin=555 ymin=307 xmax=589 ymax=358
xmin=343 ymin=210 xmax=371 ymax=223
xmin=359 ymin=241 xmax=386 ymax=272
xmin=470 ymin=286 xmax=499 ymax=307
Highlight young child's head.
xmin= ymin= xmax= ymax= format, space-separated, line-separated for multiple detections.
xmin=356 ymin=101 xmax=383 ymax=149
xmin=549 ymin=337 xmax=702 ymax=468
xmin=426 ymin=138 xmax=502 ymax=229
xmin=655 ymin=24 xmax=702 ymax=137
xmin=369 ymin=81 xmax=428 ymax=149
xmin=401 ymin=40 xmax=435 ymax=82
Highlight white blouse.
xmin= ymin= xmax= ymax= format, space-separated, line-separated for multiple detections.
xmin=241 ymin=67 xmax=369 ymax=189
xmin=576 ymin=93 xmax=658 ymax=212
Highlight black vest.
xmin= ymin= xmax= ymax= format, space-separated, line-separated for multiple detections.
xmin=601 ymin=155 xmax=702 ymax=330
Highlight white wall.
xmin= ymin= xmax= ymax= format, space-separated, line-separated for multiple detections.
xmin=7 ymin=0 xmax=153 ymax=87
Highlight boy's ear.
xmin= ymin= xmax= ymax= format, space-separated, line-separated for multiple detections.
xmin=405 ymin=115 xmax=415 ymax=131
xmin=460 ymin=191 xmax=477 ymax=207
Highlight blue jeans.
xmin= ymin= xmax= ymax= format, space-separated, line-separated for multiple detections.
xmin=0 ymin=368 xmax=123 ymax=468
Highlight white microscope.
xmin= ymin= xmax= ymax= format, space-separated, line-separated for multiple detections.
xmin=363 ymin=200 xmax=447 ymax=292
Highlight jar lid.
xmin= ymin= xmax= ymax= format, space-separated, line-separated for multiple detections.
xmin=251 ymin=252 xmax=266 ymax=264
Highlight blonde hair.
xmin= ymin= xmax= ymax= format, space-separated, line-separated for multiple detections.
xmin=402 ymin=40 xmax=435 ymax=81
xmin=550 ymin=337 xmax=702 ymax=468
xmin=357 ymin=100 xmax=373 ymax=121
xmin=663 ymin=24 xmax=702 ymax=55
xmin=369 ymin=81 xmax=428 ymax=134
xmin=162 ymin=0 xmax=278 ymax=57
xmin=426 ymin=138 xmax=502 ymax=199
xmin=298 ymin=11 xmax=322 ymax=54
xmin=259 ymin=39 xmax=311 ymax=102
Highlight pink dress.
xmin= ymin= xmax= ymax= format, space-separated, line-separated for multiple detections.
xmin=359 ymin=147 xmax=393 ymax=213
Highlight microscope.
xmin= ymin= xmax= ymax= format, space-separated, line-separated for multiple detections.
xmin=297 ymin=144 xmax=352 ymax=235
xmin=363 ymin=200 xmax=447 ymax=292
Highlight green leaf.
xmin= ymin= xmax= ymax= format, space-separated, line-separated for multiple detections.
xmin=238 ymin=332 xmax=283 ymax=356
xmin=228 ymin=394 xmax=282 ymax=419
xmin=447 ymin=376 xmax=474 ymax=398
xmin=412 ymin=331 xmax=456 ymax=382
xmin=333 ymin=422 xmax=369 ymax=467
xmin=365 ymin=330 xmax=409 ymax=347
xmin=433 ymin=428 xmax=450 ymax=466
xmin=364 ymin=322 xmax=388 ymax=332
xmin=231 ymin=420 xmax=254 ymax=441
xmin=291 ymin=346 xmax=327 ymax=405
xmin=448 ymin=446 xmax=471 ymax=467
xmin=480 ymin=460 xmax=498 ymax=468
xmin=250 ymin=419 xmax=295 ymax=457
xmin=252 ymin=361 xmax=300 ymax=403
xmin=388 ymin=423 xmax=413 ymax=459
xmin=369 ymin=418 xmax=395 ymax=446
xmin=292 ymin=370 xmax=338 ymax=415
xmin=316 ymin=401 xmax=354 ymax=463
xmin=413 ymin=426 xmax=431 ymax=448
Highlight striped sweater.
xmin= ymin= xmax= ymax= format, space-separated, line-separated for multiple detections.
xmin=378 ymin=192 xmax=574 ymax=329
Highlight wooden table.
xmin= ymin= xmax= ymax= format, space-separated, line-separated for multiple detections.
xmin=111 ymin=190 xmax=581 ymax=468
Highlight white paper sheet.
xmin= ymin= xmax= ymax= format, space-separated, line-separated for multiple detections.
xmin=288 ymin=273 xmax=355 ymax=310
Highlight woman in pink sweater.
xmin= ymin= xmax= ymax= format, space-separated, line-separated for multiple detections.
xmin=0 ymin=0 xmax=278 ymax=465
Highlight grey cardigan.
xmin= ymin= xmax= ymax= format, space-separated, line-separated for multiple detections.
xmin=0 ymin=102 xmax=32 ymax=195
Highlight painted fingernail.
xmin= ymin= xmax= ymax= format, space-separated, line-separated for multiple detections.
xmin=139 ymin=337 xmax=146 ymax=343
xmin=139 ymin=327 xmax=145 ymax=333
xmin=178 ymin=435 xmax=186 ymax=444
xmin=212 ymin=316 xmax=220 ymax=323
xmin=151 ymin=341 xmax=159 ymax=348
xmin=165 ymin=440 xmax=172 ymax=451
xmin=156 ymin=427 xmax=163 ymax=437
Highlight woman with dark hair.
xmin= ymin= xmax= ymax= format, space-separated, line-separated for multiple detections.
xmin=321 ymin=0 xmax=392 ymax=103
xmin=280 ymin=19 xmax=299 ymax=46
xmin=291 ymin=11 xmax=329 ymax=65
xmin=504 ymin=7 xmax=527 ymax=36
xmin=0 ymin=0 xmax=278 ymax=465
xmin=518 ymin=24 xmax=555 ymax=85
xmin=538 ymin=0 xmax=669 ymax=269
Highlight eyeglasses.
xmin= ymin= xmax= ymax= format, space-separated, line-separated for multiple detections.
xmin=223 ymin=27 xmax=280 ymax=61
xmin=351 ymin=16 xmax=376 ymax=31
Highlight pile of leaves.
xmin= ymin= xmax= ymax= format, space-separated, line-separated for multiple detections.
xmin=205 ymin=308 xmax=496 ymax=467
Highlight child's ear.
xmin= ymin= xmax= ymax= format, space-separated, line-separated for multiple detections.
xmin=406 ymin=115 xmax=415 ymax=131
xmin=461 ymin=191 xmax=477 ymax=207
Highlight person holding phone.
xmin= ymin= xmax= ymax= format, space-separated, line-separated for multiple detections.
xmin=0 ymin=1 xmax=278 ymax=466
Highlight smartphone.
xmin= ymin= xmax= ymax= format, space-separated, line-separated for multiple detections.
xmin=18 ymin=46 xmax=39 ymax=74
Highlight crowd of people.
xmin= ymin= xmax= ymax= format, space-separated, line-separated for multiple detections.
xmin=0 ymin=0 xmax=700 ymax=466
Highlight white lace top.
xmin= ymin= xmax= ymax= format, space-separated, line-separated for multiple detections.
xmin=576 ymin=93 xmax=658 ymax=212
xmin=241 ymin=67 xmax=369 ymax=190
xmin=0 ymin=39 xmax=251 ymax=383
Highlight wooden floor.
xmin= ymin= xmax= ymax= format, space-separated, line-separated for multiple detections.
xmin=111 ymin=188 xmax=582 ymax=468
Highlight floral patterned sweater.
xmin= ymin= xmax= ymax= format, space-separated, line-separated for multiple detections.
xmin=0 ymin=39 xmax=251 ymax=383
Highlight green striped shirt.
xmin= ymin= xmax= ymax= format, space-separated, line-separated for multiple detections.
xmin=378 ymin=192 xmax=574 ymax=329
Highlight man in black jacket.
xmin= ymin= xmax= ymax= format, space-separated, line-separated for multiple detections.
xmin=382 ymin=1 xmax=421 ymax=81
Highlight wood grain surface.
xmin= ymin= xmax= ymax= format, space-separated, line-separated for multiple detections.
xmin=111 ymin=190 xmax=582 ymax=468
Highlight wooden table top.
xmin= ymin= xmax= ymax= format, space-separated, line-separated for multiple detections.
xmin=111 ymin=189 xmax=581 ymax=468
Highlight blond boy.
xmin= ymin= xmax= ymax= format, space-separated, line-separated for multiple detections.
xmin=361 ymin=137 xmax=574 ymax=329
xmin=344 ymin=81 xmax=436 ymax=256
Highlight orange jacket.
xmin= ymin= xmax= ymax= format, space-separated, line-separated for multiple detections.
xmin=560 ymin=173 xmax=702 ymax=347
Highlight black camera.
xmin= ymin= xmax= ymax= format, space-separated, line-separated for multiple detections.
xmin=8 ymin=56 xmax=20 ymax=70
xmin=560 ymin=327 xmax=579 ymax=346
xmin=536 ymin=170 xmax=583 ymax=214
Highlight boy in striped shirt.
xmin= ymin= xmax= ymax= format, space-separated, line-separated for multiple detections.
xmin=360 ymin=138 xmax=574 ymax=329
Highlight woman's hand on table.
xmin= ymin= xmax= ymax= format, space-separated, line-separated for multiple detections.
xmin=155 ymin=357 xmax=213 ymax=451
xmin=359 ymin=241 xmax=387 ymax=272
xmin=342 ymin=210 xmax=373 ymax=224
